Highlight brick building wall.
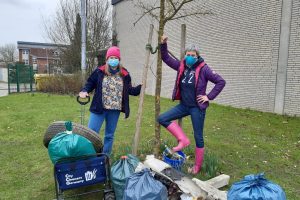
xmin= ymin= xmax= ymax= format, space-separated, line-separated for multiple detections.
xmin=30 ymin=48 xmax=56 ymax=73
xmin=112 ymin=0 xmax=300 ymax=116
xmin=17 ymin=41 xmax=61 ymax=74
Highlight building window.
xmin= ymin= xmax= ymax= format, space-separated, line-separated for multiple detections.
xmin=32 ymin=57 xmax=37 ymax=64
xmin=22 ymin=50 xmax=29 ymax=54
xmin=23 ymin=59 xmax=29 ymax=65
xmin=33 ymin=64 xmax=37 ymax=71
xmin=54 ymin=51 xmax=59 ymax=56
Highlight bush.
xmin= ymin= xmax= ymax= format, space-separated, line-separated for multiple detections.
xmin=37 ymin=73 xmax=85 ymax=95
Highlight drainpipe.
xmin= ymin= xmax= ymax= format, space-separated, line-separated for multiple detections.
xmin=274 ymin=0 xmax=293 ymax=114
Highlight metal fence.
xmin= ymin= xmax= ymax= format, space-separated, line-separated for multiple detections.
xmin=7 ymin=63 xmax=36 ymax=94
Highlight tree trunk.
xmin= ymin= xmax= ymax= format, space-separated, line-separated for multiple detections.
xmin=154 ymin=0 xmax=166 ymax=157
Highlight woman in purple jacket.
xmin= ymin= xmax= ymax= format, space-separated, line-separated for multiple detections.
xmin=158 ymin=36 xmax=226 ymax=174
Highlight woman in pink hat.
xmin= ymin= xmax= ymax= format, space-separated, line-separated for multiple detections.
xmin=79 ymin=46 xmax=141 ymax=155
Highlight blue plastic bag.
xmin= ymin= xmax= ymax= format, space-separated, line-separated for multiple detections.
xmin=110 ymin=154 xmax=140 ymax=200
xmin=228 ymin=173 xmax=286 ymax=200
xmin=123 ymin=169 xmax=168 ymax=200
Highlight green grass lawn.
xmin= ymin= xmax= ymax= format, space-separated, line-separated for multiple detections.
xmin=0 ymin=93 xmax=299 ymax=199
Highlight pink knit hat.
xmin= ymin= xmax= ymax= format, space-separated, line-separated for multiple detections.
xmin=106 ymin=46 xmax=121 ymax=60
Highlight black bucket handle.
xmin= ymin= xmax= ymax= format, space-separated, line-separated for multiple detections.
xmin=77 ymin=96 xmax=90 ymax=105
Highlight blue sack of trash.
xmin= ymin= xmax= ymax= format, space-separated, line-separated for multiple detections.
xmin=123 ymin=168 xmax=168 ymax=200
xmin=228 ymin=173 xmax=286 ymax=200
xmin=110 ymin=154 xmax=140 ymax=200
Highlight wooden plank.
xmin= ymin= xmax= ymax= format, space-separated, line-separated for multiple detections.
xmin=192 ymin=178 xmax=227 ymax=200
xmin=205 ymin=174 xmax=230 ymax=189
xmin=174 ymin=176 xmax=207 ymax=199
xmin=143 ymin=155 xmax=171 ymax=172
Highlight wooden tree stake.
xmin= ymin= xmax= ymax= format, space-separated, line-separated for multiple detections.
xmin=178 ymin=24 xmax=186 ymax=127
xmin=132 ymin=24 xmax=154 ymax=155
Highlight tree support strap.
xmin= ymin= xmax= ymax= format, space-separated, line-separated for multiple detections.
xmin=145 ymin=44 xmax=158 ymax=54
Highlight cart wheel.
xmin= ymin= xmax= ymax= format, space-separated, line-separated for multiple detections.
xmin=103 ymin=191 xmax=115 ymax=200
xmin=44 ymin=121 xmax=103 ymax=152
xmin=57 ymin=195 xmax=64 ymax=200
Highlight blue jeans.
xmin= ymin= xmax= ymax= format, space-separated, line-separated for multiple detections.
xmin=88 ymin=110 xmax=120 ymax=155
xmin=158 ymin=103 xmax=206 ymax=148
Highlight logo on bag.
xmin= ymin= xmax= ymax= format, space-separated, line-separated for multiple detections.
xmin=65 ymin=174 xmax=84 ymax=185
xmin=85 ymin=169 xmax=97 ymax=181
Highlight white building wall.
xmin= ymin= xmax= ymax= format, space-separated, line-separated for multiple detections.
xmin=0 ymin=67 xmax=8 ymax=82
xmin=113 ymin=0 xmax=299 ymax=116
xmin=284 ymin=0 xmax=300 ymax=116
xmin=113 ymin=0 xmax=155 ymax=95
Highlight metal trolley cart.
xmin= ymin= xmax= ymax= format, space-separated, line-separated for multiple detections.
xmin=54 ymin=153 xmax=115 ymax=200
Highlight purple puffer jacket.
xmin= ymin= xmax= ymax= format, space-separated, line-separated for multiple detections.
xmin=161 ymin=43 xmax=226 ymax=110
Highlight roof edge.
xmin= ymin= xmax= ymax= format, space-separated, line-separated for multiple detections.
xmin=17 ymin=41 xmax=67 ymax=47
xmin=112 ymin=0 xmax=124 ymax=5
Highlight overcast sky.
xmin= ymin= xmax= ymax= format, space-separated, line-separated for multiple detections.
xmin=0 ymin=0 xmax=60 ymax=46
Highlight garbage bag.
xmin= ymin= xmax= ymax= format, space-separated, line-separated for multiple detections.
xmin=48 ymin=121 xmax=96 ymax=164
xmin=123 ymin=168 xmax=168 ymax=200
xmin=228 ymin=173 xmax=286 ymax=200
xmin=111 ymin=154 xmax=140 ymax=200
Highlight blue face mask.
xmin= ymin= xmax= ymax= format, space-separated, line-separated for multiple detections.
xmin=185 ymin=55 xmax=197 ymax=68
xmin=107 ymin=58 xmax=119 ymax=68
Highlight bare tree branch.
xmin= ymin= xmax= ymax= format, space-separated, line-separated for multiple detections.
xmin=164 ymin=0 xmax=193 ymax=22
xmin=168 ymin=9 xmax=212 ymax=21
xmin=133 ymin=6 xmax=160 ymax=26
xmin=167 ymin=0 xmax=176 ymax=11
xmin=43 ymin=0 xmax=111 ymax=74
xmin=0 ymin=44 xmax=17 ymax=64
xmin=133 ymin=0 xmax=212 ymax=27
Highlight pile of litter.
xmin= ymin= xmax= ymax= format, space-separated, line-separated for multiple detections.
xmin=112 ymin=154 xmax=230 ymax=200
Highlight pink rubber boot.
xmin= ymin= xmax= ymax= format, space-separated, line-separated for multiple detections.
xmin=166 ymin=122 xmax=190 ymax=152
xmin=190 ymin=147 xmax=205 ymax=174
